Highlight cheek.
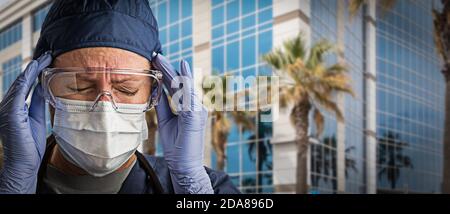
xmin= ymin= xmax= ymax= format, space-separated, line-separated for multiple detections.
xmin=139 ymin=81 xmax=153 ymax=101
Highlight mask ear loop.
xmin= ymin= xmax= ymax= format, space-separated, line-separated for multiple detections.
xmin=89 ymin=91 xmax=119 ymax=112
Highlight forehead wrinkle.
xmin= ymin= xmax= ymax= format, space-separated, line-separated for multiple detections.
xmin=53 ymin=47 xmax=151 ymax=69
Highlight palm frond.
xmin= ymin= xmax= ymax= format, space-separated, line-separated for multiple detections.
xmin=306 ymin=40 xmax=334 ymax=69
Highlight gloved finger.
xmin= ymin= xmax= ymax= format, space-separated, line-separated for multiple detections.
xmin=28 ymin=83 xmax=47 ymax=158
xmin=155 ymin=91 xmax=176 ymax=124
xmin=152 ymin=53 xmax=179 ymax=95
xmin=35 ymin=52 xmax=52 ymax=72
xmin=7 ymin=52 xmax=52 ymax=104
xmin=179 ymin=60 xmax=195 ymax=110
xmin=179 ymin=60 xmax=192 ymax=79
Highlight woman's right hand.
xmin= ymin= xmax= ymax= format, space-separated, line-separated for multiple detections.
xmin=0 ymin=52 xmax=52 ymax=194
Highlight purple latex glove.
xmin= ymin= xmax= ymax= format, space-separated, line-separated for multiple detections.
xmin=152 ymin=53 xmax=213 ymax=194
xmin=0 ymin=52 xmax=52 ymax=194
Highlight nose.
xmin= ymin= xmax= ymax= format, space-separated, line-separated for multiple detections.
xmin=97 ymin=92 xmax=113 ymax=102
xmin=89 ymin=91 xmax=119 ymax=112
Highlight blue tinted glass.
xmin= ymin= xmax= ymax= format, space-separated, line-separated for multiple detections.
xmin=212 ymin=0 xmax=223 ymax=7
xmin=258 ymin=8 xmax=272 ymax=23
xmin=227 ymin=20 xmax=239 ymax=34
xmin=227 ymin=120 xmax=239 ymax=142
xmin=226 ymin=145 xmax=240 ymax=173
xmin=242 ymin=36 xmax=256 ymax=67
xmin=212 ymin=46 xmax=224 ymax=73
xmin=181 ymin=38 xmax=192 ymax=49
xmin=242 ymin=0 xmax=256 ymax=15
xmin=170 ymin=24 xmax=179 ymax=41
xmin=242 ymin=15 xmax=255 ymax=29
xmin=227 ymin=42 xmax=239 ymax=71
xmin=212 ymin=26 xmax=224 ymax=39
xmin=159 ymin=29 xmax=167 ymax=44
xmin=258 ymin=30 xmax=272 ymax=55
xmin=242 ymin=67 xmax=255 ymax=78
xmin=182 ymin=0 xmax=192 ymax=18
xmin=242 ymin=143 xmax=257 ymax=172
xmin=169 ymin=0 xmax=179 ymax=22
xmin=158 ymin=3 xmax=167 ymax=26
xmin=226 ymin=0 xmax=239 ymax=20
xmin=212 ymin=6 xmax=224 ymax=25
xmin=170 ymin=43 xmax=179 ymax=53
xmin=258 ymin=0 xmax=272 ymax=9
xmin=182 ymin=19 xmax=192 ymax=36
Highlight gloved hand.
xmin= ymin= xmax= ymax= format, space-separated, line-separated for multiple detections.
xmin=152 ymin=53 xmax=214 ymax=194
xmin=0 ymin=52 xmax=52 ymax=194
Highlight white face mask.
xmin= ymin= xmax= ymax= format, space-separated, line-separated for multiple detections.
xmin=52 ymin=98 xmax=148 ymax=177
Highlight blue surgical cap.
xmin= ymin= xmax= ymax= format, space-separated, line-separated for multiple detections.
xmin=33 ymin=0 xmax=161 ymax=62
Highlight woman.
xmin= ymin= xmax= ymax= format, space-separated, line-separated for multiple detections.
xmin=0 ymin=0 xmax=239 ymax=194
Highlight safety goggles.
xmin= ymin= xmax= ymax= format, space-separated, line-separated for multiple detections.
xmin=41 ymin=67 xmax=163 ymax=113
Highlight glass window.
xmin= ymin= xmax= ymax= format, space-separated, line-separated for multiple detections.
xmin=2 ymin=55 xmax=22 ymax=96
xmin=33 ymin=4 xmax=52 ymax=32
xmin=258 ymin=30 xmax=272 ymax=55
xmin=212 ymin=6 xmax=224 ymax=25
xmin=226 ymin=144 xmax=239 ymax=173
xmin=258 ymin=8 xmax=272 ymax=23
xmin=226 ymin=20 xmax=239 ymax=35
xmin=242 ymin=36 xmax=256 ymax=67
xmin=181 ymin=19 xmax=192 ymax=37
xmin=212 ymin=26 xmax=224 ymax=39
xmin=212 ymin=46 xmax=224 ymax=73
xmin=169 ymin=25 xmax=179 ymax=41
xmin=0 ymin=22 xmax=22 ymax=51
xmin=182 ymin=0 xmax=192 ymax=18
xmin=242 ymin=0 xmax=256 ymax=15
xmin=226 ymin=0 xmax=239 ymax=20
xmin=258 ymin=0 xmax=272 ymax=9
xmin=181 ymin=38 xmax=192 ymax=50
xmin=242 ymin=15 xmax=256 ymax=29
xmin=227 ymin=42 xmax=239 ymax=71
xmin=157 ymin=3 xmax=167 ymax=26
xmin=169 ymin=0 xmax=179 ymax=22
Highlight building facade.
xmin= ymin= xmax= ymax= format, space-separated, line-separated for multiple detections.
xmin=0 ymin=0 xmax=445 ymax=194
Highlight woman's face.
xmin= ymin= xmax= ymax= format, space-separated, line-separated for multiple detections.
xmin=50 ymin=47 xmax=152 ymax=104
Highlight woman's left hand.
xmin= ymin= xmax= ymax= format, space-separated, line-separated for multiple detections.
xmin=152 ymin=53 xmax=213 ymax=194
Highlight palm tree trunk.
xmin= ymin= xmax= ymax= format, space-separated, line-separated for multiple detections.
xmin=443 ymin=65 xmax=450 ymax=193
xmin=212 ymin=125 xmax=227 ymax=171
xmin=292 ymin=100 xmax=312 ymax=194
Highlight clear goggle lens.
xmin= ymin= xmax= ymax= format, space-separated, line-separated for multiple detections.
xmin=41 ymin=68 xmax=163 ymax=113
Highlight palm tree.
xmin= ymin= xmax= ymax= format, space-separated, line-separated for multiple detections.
xmin=349 ymin=0 xmax=450 ymax=194
xmin=433 ymin=0 xmax=450 ymax=194
xmin=378 ymin=131 xmax=413 ymax=190
xmin=263 ymin=34 xmax=354 ymax=194
xmin=203 ymin=76 xmax=256 ymax=171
